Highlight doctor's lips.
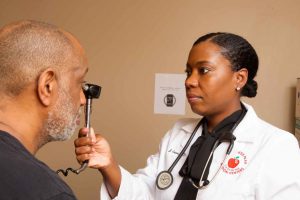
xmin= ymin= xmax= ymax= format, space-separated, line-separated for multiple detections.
xmin=186 ymin=93 xmax=203 ymax=103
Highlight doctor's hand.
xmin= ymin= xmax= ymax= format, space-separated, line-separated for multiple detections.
xmin=74 ymin=128 xmax=121 ymax=198
xmin=74 ymin=127 xmax=114 ymax=169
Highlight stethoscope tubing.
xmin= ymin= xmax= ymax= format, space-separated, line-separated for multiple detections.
xmin=189 ymin=139 xmax=231 ymax=189
xmin=167 ymin=120 xmax=203 ymax=173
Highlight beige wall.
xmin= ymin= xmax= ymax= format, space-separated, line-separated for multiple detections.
xmin=1 ymin=0 xmax=300 ymax=199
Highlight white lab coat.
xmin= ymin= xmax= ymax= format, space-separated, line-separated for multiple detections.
xmin=101 ymin=103 xmax=300 ymax=200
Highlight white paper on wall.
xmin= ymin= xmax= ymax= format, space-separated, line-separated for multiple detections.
xmin=154 ymin=73 xmax=186 ymax=115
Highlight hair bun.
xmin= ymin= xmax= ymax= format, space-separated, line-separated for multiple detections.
xmin=241 ymin=79 xmax=257 ymax=98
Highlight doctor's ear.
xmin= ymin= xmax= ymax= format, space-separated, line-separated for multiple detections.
xmin=37 ymin=68 xmax=58 ymax=107
xmin=234 ymin=68 xmax=248 ymax=91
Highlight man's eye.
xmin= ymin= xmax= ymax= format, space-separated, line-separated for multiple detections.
xmin=81 ymin=81 xmax=87 ymax=89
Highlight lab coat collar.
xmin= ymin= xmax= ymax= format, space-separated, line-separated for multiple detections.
xmin=233 ymin=102 xmax=259 ymax=143
xmin=181 ymin=118 xmax=202 ymax=134
xmin=180 ymin=102 xmax=259 ymax=143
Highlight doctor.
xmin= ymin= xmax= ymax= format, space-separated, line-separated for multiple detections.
xmin=75 ymin=32 xmax=300 ymax=199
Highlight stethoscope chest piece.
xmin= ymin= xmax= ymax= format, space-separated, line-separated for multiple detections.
xmin=156 ymin=171 xmax=174 ymax=190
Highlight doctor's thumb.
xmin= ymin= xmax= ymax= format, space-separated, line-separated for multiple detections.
xmin=88 ymin=127 xmax=96 ymax=143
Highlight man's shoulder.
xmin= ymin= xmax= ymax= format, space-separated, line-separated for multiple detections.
xmin=0 ymin=133 xmax=77 ymax=200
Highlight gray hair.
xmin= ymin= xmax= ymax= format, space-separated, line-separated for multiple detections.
xmin=0 ymin=20 xmax=75 ymax=96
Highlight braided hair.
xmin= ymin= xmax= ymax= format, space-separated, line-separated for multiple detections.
xmin=193 ymin=32 xmax=259 ymax=98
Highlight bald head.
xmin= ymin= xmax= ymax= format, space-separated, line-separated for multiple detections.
xmin=0 ymin=20 xmax=84 ymax=96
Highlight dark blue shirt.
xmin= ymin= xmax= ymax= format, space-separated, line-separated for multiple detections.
xmin=0 ymin=131 xmax=77 ymax=200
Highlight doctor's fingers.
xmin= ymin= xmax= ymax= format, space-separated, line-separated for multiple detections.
xmin=75 ymin=145 xmax=93 ymax=155
xmin=78 ymin=127 xmax=104 ymax=142
xmin=78 ymin=127 xmax=89 ymax=137
xmin=76 ymin=153 xmax=90 ymax=164
xmin=74 ymin=137 xmax=93 ymax=148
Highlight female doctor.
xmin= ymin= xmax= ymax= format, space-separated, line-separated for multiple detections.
xmin=75 ymin=32 xmax=300 ymax=200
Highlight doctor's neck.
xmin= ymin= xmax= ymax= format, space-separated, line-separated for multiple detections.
xmin=205 ymin=103 xmax=242 ymax=133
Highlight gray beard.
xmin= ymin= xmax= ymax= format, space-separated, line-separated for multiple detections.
xmin=39 ymin=88 xmax=82 ymax=147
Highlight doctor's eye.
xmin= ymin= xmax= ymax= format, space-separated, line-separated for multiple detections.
xmin=185 ymin=68 xmax=192 ymax=77
xmin=198 ymin=67 xmax=210 ymax=75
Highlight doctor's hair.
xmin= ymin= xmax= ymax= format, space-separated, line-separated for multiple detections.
xmin=193 ymin=32 xmax=259 ymax=98
xmin=0 ymin=20 xmax=77 ymax=97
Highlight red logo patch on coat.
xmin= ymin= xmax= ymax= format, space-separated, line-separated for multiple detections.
xmin=221 ymin=151 xmax=248 ymax=175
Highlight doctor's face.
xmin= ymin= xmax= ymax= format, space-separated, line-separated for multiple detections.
xmin=185 ymin=41 xmax=239 ymax=119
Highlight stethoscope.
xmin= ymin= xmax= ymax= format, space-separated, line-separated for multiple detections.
xmin=156 ymin=107 xmax=247 ymax=190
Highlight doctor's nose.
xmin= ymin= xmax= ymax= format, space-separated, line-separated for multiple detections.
xmin=185 ymin=73 xmax=199 ymax=88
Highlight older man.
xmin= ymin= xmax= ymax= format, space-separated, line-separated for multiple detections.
xmin=0 ymin=20 xmax=88 ymax=199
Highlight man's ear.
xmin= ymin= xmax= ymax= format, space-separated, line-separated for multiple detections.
xmin=235 ymin=68 xmax=248 ymax=89
xmin=37 ymin=68 xmax=57 ymax=107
